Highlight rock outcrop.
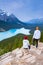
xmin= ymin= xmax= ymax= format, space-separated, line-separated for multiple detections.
xmin=0 ymin=42 xmax=43 ymax=65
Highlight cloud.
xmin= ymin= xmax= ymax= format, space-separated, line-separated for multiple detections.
xmin=11 ymin=1 xmax=24 ymax=10
xmin=0 ymin=0 xmax=43 ymax=21
xmin=2 ymin=0 xmax=24 ymax=9
xmin=0 ymin=0 xmax=24 ymax=15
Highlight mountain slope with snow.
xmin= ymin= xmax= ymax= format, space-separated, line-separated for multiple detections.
xmin=0 ymin=9 xmax=43 ymax=31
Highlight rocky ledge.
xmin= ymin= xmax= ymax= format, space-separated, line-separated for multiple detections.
xmin=0 ymin=42 xmax=43 ymax=65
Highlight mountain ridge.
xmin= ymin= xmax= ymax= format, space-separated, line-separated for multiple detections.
xmin=0 ymin=9 xmax=43 ymax=31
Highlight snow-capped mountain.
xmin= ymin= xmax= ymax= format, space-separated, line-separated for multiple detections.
xmin=0 ymin=9 xmax=43 ymax=32
xmin=0 ymin=9 xmax=8 ymax=21
xmin=0 ymin=9 xmax=27 ymax=31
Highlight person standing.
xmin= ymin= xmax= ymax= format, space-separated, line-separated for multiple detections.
xmin=32 ymin=27 xmax=41 ymax=48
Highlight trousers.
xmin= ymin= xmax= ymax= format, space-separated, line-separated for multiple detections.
xmin=33 ymin=38 xmax=39 ymax=48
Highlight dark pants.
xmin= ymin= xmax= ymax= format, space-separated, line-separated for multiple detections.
xmin=33 ymin=38 xmax=39 ymax=48
xmin=28 ymin=45 xmax=31 ymax=49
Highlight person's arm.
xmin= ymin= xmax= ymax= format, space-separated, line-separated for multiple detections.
xmin=33 ymin=31 xmax=35 ymax=39
xmin=38 ymin=31 xmax=41 ymax=42
xmin=32 ymin=31 xmax=35 ymax=43
xmin=40 ymin=31 xmax=41 ymax=37
xmin=39 ymin=31 xmax=41 ymax=39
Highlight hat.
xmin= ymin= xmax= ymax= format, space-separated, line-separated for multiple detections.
xmin=24 ymin=36 xmax=28 ymax=39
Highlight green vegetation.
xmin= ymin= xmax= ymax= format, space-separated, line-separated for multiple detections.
xmin=0 ymin=31 xmax=43 ymax=56
xmin=40 ymin=31 xmax=43 ymax=42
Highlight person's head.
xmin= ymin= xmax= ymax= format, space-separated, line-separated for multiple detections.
xmin=24 ymin=36 xmax=28 ymax=40
xmin=36 ymin=27 xmax=39 ymax=30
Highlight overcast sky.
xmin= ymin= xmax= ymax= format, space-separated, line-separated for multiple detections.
xmin=0 ymin=0 xmax=43 ymax=21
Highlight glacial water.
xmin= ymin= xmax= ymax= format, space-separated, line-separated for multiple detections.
xmin=0 ymin=28 xmax=30 ymax=41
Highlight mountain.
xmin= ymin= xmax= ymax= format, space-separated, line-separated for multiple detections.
xmin=0 ymin=9 xmax=43 ymax=32
xmin=24 ymin=19 xmax=43 ymax=31
xmin=0 ymin=28 xmax=5 ymax=32
xmin=25 ymin=19 xmax=43 ymax=24
xmin=0 ymin=9 xmax=8 ymax=21
xmin=0 ymin=9 xmax=27 ymax=31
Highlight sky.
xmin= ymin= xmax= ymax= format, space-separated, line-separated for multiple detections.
xmin=0 ymin=0 xmax=43 ymax=21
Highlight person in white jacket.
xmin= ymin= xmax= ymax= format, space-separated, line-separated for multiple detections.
xmin=32 ymin=27 xmax=41 ymax=48
xmin=23 ymin=36 xmax=30 ymax=54
xmin=23 ymin=36 xmax=30 ymax=49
